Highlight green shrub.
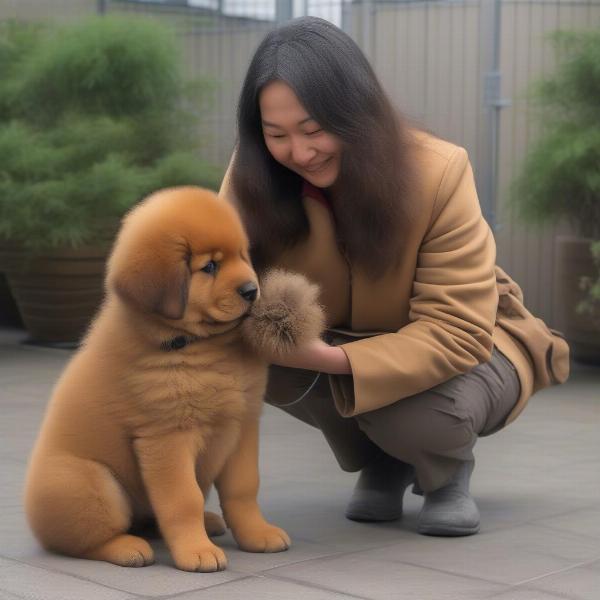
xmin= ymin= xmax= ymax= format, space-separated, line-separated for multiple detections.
xmin=0 ymin=16 xmax=222 ymax=251
xmin=0 ymin=20 xmax=46 ymax=121
xmin=511 ymin=29 xmax=600 ymax=239
xmin=14 ymin=16 xmax=182 ymax=124
xmin=578 ymin=241 xmax=600 ymax=326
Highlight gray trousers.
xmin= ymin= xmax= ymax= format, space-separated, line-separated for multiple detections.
xmin=264 ymin=348 xmax=520 ymax=493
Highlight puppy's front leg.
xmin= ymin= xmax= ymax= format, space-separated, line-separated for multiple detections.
xmin=134 ymin=432 xmax=227 ymax=572
xmin=216 ymin=418 xmax=291 ymax=553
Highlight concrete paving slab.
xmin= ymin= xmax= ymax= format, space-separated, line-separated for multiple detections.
xmin=0 ymin=556 xmax=136 ymax=600
xmin=172 ymin=575 xmax=366 ymax=599
xmin=1 ymin=326 xmax=599 ymax=600
xmin=527 ymin=562 xmax=600 ymax=600
xmin=532 ymin=507 xmax=600 ymax=540
xmin=265 ymin=553 xmax=507 ymax=600
xmin=353 ymin=524 xmax=600 ymax=586
xmin=484 ymin=588 xmax=568 ymax=599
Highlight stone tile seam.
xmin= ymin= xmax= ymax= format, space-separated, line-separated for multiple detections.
xmin=349 ymin=556 xmax=510 ymax=588
xmin=527 ymin=502 xmax=600 ymax=524
xmin=465 ymin=513 xmax=600 ymax=540
xmin=0 ymin=540 xmax=405 ymax=594
xmin=0 ymin=554 xmax=155 ymax=597
xmin=249 ymin=539 xmax=412 ymax=576
xmin=156 ymin=574 xmax=256 ymax=600
xmin=259 ymin=547 xmax=508 ymax=591
xmin=530 ymin=520 xmax=600 ymax=543
xmin=0 ymin=589 xmax=26 ymax=600
xmin=476 ymin=500 xmax=600 ymax=540
xmin=482 ymin=584 xmax=572 ymax=600
xmin=256 ymin=572 xmax=371 ymax=600
xmin=500 ymin=555 xmax=600 ymax=593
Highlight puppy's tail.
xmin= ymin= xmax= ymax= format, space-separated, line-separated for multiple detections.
xmin=241 ymin=269 xmax=325 ymax=359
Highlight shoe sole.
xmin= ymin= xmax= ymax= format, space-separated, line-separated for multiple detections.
xmin=345 ymin=510 xmax=402 ymax=523
xmin=417 ymin=523 xmax=480 ymax=537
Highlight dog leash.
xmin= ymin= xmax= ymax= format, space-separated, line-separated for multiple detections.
xmin=270 ymin=372 xmax=322 ymax=408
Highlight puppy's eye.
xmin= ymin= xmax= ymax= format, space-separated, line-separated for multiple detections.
xmin=201 ymin=260 xmax=218 ymax=275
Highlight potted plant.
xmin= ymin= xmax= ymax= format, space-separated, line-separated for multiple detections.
xmin=511 ymin=29 xmax=600 ymax=364
xmin=578 ymin=241 xmax=600 ymax=329
xmin=0 ymin=16 xmax=222 ymax=344
xmin=0 ymin=20 xmax=44 ymax=330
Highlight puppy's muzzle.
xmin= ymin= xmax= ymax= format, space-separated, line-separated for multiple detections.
xmin=238 ymin=282 xmax=258 ymax=303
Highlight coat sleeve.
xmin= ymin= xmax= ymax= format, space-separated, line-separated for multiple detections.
xmin=334 ymin=147 xmax=498 ymax=416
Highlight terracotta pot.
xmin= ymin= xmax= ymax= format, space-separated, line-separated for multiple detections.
xmin=554 ymin=235 xmax=600 ymax=365
xmin=0 ymin=245 xmax=110 ymax=344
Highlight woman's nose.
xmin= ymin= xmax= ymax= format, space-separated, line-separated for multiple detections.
xmin=290 ymin=137 xmax=316 ymax=166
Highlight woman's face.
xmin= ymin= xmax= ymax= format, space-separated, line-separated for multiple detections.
xmin=259 ymin=80 xmax=342 ymax=189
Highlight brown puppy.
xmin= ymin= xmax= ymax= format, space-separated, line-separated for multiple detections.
xmin=24 ymin=187 xmax=290 ymax=572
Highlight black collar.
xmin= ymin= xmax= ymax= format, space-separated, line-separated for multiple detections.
xmin=160 ymin=335 xmax=198 ymax=352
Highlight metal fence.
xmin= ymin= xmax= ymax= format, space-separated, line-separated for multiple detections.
xmin=1 ymin=0 xmax=599 ymax=326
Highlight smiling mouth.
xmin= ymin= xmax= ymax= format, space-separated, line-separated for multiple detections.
xmin=304 ymin=158 xmax=331 ymax=173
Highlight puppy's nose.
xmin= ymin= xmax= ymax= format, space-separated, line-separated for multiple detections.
xmin=238 ymin=282 xmax=258 ymax=303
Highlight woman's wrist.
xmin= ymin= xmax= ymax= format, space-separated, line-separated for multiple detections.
xmin=270 ymin=339 xmax=352 ymax=374
xmin=321 ymin=344 xmax=352 ymax=375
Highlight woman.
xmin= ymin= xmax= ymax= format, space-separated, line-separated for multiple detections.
xmin=219 ymin=16 xmax=569 ymax=536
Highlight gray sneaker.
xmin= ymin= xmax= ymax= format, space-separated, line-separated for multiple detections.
xmin=345 ymin=453 xmax=415 ymax=522
xmin=418 ymin=461 xmax=480 ymax=536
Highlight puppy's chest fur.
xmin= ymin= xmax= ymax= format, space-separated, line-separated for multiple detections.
xmin=121 ymin=342 xmax=265 ymax=437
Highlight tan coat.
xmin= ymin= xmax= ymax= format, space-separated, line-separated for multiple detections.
xmin=219 ymin=131 xmax=569 ymax=426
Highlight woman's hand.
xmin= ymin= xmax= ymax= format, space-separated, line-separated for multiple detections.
xmin=271 ymin=338 xmax=352 ymax=375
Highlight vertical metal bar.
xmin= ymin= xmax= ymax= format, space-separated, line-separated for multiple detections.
xmin=489 ymin=0 xmax=502 ymax=229
xmin=361 ymin=0 xmax=373 ymax=60
xmin=276 ymin=0 xmax=294 ymax=23
xmin=479 ymin=0 xmax=508 ymax=230
xmin=341 ymin=0 xmax=353 ymax=34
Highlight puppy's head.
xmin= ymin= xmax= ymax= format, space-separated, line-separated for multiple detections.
xmin=107 ymin=186 xmax=258 ymax=337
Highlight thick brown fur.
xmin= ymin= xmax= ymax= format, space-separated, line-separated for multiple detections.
xmin=24 ymin=187 xmax=294 ymax=572
xmin=242 ymin=269 xmax=324 ymax=357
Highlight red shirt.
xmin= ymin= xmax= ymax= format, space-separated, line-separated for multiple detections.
xmin=302 ymin=180 xmax=332 ymax=211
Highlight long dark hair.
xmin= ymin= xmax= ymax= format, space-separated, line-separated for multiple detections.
xmin=232 ymin=16 xmax=416 ymax=277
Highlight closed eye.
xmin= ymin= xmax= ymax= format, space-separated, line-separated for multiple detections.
xmin=305 ymin=129 xmax=323 ymax=136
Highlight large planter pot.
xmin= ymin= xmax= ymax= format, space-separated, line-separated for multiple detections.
xmin=0 ymin=272 xmax=23 ymax=328
xmin=554 ymin=235 xmax=600 ymax=365
xmin=0 ymin=245 xmax=110 ymax=345
xmin=0 ymin=241 xmax=24 ymax=328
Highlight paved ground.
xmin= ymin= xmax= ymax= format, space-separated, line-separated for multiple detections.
xmin=1 ymin=325 xmax=599 ymax=600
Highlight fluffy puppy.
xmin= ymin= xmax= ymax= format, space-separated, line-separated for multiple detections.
xmin=24 ymin=186 xmax=322 ymax=572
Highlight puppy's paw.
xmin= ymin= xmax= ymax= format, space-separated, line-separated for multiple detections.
xmin=204 ymin=510 xmax=227 ymax=537
xmin=172 ymin=541 xmax=227 ymax=572
xmin=233 ymin=522 xmax=291 ymax=553
xmin=84 ymin=534 xmax=154 ymax=567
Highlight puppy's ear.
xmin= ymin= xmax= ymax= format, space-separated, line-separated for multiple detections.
xmin=108 ymin=243 xmax=191 ymax=320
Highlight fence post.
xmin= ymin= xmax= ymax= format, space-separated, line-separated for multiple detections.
xmin=276 ymin=0 xmax=294 ymax=23
xmin=97 ymin=0 xmax=108 ymax=14
xmin=341 ymin=0 xmax=353 ymax=34
xmin=478 ymin=0 xmax=510 ymax=230
xmin=360 ymin=0 xmax=374 ymax=60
